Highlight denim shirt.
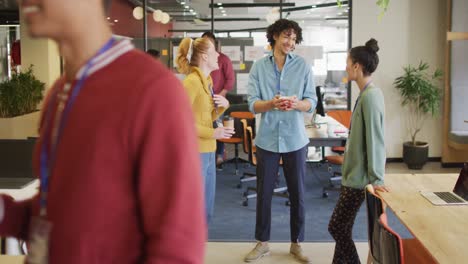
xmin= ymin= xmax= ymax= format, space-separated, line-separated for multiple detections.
xmin=247 ymin=52 xmax=317 ymax=153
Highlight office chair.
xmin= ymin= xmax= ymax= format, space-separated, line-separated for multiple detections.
xmin=237 ymin=118 xmax=256 ymax=188
xmin=218 ymin=111 xmax=254 ymax=175
xmin=242 ymin=126 xmax=289 ymax=207
xmin=377 ymin=213 xmax=437 ymax=264
xmin=322 ymin=110 xmax=352 ymax=198
xmin=365 ymin=185 xmax=385 ymax=263
xmin=365 ymin=185 xmax=437 ymax=264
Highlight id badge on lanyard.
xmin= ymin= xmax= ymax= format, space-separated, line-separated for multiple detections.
xmin=26 ymin=38 xmax=116 ymax=264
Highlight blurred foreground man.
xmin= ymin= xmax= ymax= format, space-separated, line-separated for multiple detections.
xmin=0 ymin=0 xmax=206 ymax=263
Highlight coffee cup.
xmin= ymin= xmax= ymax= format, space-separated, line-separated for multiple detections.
xmin=223 ymin=117 xmax=234 ymax=128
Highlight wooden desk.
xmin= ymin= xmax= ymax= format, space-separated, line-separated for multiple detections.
xmin=380 ymin=173 xmax=468 ymax=263
xmin=306 ymin=115 xmax=347 ymax=147
xmin=0 ymin=255 xmax=24 ymax=263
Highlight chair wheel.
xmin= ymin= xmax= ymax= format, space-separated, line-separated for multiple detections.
xmin=237 ymin=183 xmax=242 ymax=189
xmin=285 ymin=201 xmax=291 ymax=206
xmin=327 ymin=166 xmax=333 ymax=173
xmin=242 ymin=200 xmax=248 ymax=206
xmin=322 ymin=192 xmax=329 ymax=198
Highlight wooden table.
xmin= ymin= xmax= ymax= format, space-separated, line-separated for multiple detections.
xmin=0 ymin=256 xmax=24 ymax=263
xmin=380 ymin=173 xmax=468 ymax=263
xmin=305 ymin=115 xmax=347 ymax=162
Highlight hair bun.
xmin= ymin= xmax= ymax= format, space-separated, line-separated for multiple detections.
xmin=365 ymin=38 xmax=379 ymax=53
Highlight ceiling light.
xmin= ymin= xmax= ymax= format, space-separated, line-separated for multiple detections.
xmin=114 ymin=19 xmax=118 ymax=23
xmin=153 ymin=10 xmax=163 ymax=22
xmin=161 ymin=12 xmax=170 ymax=24
xmin=222 ymin=13 xmax=227 ymax=16
xmin=132 ymin=6 xmax=144 ymax=20
xmin=312 ymin=5 xmax=317 ymax=8
xmin=219 ymin=6 xmax=224 ymax=9
xmin=180 ymin=1 xmax=185 ymax=4
xmin=107 ymin=17 xmax=110 ymax=20
xmin=185 ymin=5 xmax=189 ymax=8
xmin=217 ymin=3 xmax=222 ymax=6
xmin=189 ymin=9 xmax=193 ymax=12
xmin=221 ymin=10 xmax=226 ymax=13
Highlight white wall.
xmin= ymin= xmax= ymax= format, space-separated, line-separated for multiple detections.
xmin=352 ymin=0 xmax=446 ymax=158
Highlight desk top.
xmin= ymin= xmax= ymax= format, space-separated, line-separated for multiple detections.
xmin=305 ymin=115 xmax=347 ymax=147
xmin=0 ymin=256 xmax=24 ymax=263
xmin=0 ymin=179 xmax=39 ymax=201
xmin=380 ymin=173 xmax=468 ymax=263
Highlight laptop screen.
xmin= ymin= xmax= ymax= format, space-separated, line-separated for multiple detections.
xmin=453 ymin=163 xmax=468 ymax=201
xmin=0 ymin=139 xmax=35 ymax=178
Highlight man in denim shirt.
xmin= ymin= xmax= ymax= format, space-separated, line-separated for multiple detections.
xmin=244 ymin=19 xmax=316 ymax=263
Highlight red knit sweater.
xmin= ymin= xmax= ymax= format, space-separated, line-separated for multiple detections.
xmin=0 ymin=44 xmax=206 ymax=263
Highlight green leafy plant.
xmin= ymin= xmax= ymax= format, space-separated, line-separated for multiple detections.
xmin=337 ymin=0 xmax=390 ymax=17
xmin=0 ymin=65 xmax=45 ymax=118
xmin=394 ymin=61 xmax=443 ymax=146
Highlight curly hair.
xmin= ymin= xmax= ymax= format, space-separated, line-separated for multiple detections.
xmin=176 ymin=37 xmax=211 ymax=75
xmin=266 ymin=19 xmax=303 ymax=47
xmin=349 ymin=38 xmax=380 ymax=76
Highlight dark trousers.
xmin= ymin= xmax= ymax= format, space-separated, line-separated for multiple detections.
xmin=255 ymin=146 xmax=307 ymax=242
xmin=328 ymin=186 xmax=365 ymax=264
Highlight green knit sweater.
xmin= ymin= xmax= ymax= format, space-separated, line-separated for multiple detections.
xmin=341 ymin=85 xmax=386 ymax=189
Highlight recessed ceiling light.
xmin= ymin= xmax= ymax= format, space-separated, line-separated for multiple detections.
xmin=312 ymin=5 xmax=317 ymax=8
xmin=221 ymin=10 xmax=226 ymax=13
xmin=189 ymin=9 xmax=193 ymax=12
xmin=222 ymin=13 xmax=227 ymax=16
xmin=107 ymin=17 xmax=110 ymax=20
xmin=185 ymin=5 xmax=189 ymax=9
xmin=181 ymin=1 xmax=185 ymax=4
xmin=219 ymin=6 xmax=224 ymax=9
xmin=114 ymin=19 xmax=118 ymax=22
xmin=217 ymin=3 xmax=222 ymax=6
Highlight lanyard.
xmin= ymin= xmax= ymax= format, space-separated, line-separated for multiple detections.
xmin=349 ymin=80 xmax=372 ymax=134
xmin=39 ymin=38 xmax=115 ymax=216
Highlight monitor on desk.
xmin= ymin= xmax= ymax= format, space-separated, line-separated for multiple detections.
xmin=0 ymin=139 xmax=36 ymax=189
xmin=315 ymin=86 xmax=325 ymax=117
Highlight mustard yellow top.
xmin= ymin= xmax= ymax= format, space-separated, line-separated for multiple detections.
xmin=182 ymin=67 xmax=226 ymax=153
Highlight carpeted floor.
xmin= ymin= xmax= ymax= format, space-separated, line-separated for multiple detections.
xmin=208 ymin=161 xmax=411 ymax=242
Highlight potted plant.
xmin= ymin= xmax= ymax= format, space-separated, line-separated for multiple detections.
xmin=0 ymin=65 xmax=45 ymax=139
xmin=394 ymin=61 xmax=443 ymax=169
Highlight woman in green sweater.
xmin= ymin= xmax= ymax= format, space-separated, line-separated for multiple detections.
xmin=328 ymin=38 xmax=388 ymax=264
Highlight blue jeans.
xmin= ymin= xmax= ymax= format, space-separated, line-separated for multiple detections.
xmin=200 ymin=152 xmax=216 ymax=223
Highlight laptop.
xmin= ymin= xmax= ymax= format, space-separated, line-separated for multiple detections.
xmin=420 ymin=163 xmax=468 ymax=205
xmin=0 ymin=139 xmax=37 ymax=189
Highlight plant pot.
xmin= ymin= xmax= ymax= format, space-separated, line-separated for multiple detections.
xmin=0 ymin=111 xmax=40 ymax=139
xmin=403 ymin=141 xmax=429 ymax=170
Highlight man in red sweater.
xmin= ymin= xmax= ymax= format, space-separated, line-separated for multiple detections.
xmin=0 ymin=0 xmax=206 ymax=263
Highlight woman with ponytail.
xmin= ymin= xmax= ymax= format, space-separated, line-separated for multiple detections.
xmin=176 ymin=37 xmax=234 ymax=223
xmin=328 ymin=38 xmax=388 ymax=264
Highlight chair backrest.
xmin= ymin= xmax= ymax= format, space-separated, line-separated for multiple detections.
xmin=327 ymin=110 xmax=352 ymax=129
xmin=245 ymin=126 xmax=256 ymax=166
xmin=378 ymin=214 xmax=404 ymax=264
xmin=240 ymin=119 xmax=249 ymax=154
xmin=231 ymin=112 xmax=254 ymax=152
xmin=365 ymin=185 xmax=385 ymax=263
